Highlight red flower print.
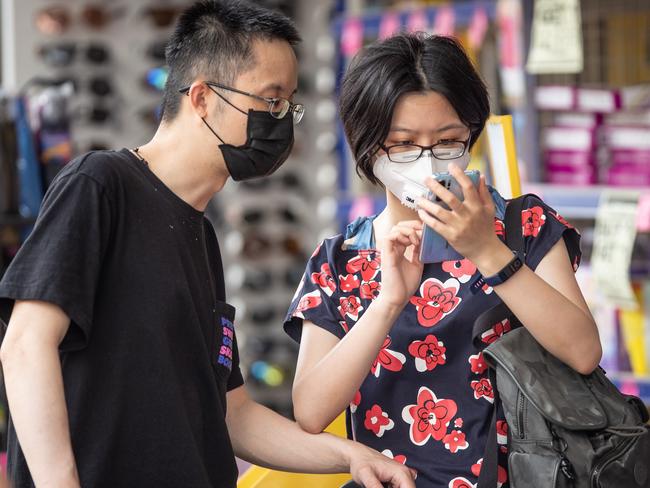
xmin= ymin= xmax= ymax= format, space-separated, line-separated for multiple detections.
xmin=553 ymin=212 xmax=573 ymax=229
xmin=339 ymin=273 xmax=360 ymax=293
xmin=364 ymin=404 xmax=394 ymax=437
xmin=496 ymin=420 xmax=508 ymax=445
xmin=468 ymin=352 xmax=488 ymax=375
xmin=360 ymin=280 xmax=381 ymax=300
xmin=409 ymin=278 xmax=462 ymax=328
xmin=471 ymin=378 xmax=495 ymax=403
xmin=346 ymin=250 xmax=381 ymax=282
xmin=500 ymin=446 xmax=508 ymax=454
xmin=338 ymin=295 xmax=364 ymax=321
xmin=454 ymin=418 xmax=463 ymax=428
xmin=480 ymin=318 xmax=512 ymax=344
xmin=408 ymin=334 xmax=447 ymax=372
xmin=381 ymin=449 xmax=407 ymax=466
xmin=293 ymin=290 xmax=322 ymax=319
xmin=311 ymin=263 xmax=336 ymax=297
xmin=442 ymin=259 xmax=477 ymax=284
xmin=371 ymin=336 xmax=405 ymax=378
xmin=401 ymin=386 xmax=458 ymax=446
xmin=448 ymin=477 xmax=476 ymax=488
xmin=471 ymin=459 xmax=507 ymax=487
xmin=350 ymin=390 xmax=361 ymax=413
xmin=443 ymin=429 xmax=469 ymax=453
xmin=494 ymin=219 xmax=505 ymax=237
xmin=482 ymin=282 xmax=493 ymax=295
xmin=522 ymin=206 xmax=546 ymax=237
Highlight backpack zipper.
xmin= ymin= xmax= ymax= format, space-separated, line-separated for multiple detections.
xmin=590 ymin=437 xmax=636 ymax=487
xmin=516 ymin=390 xmax=526 ymax=438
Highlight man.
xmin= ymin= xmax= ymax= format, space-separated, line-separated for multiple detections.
xmin=0 ymin=1 xmax=416 ymax=487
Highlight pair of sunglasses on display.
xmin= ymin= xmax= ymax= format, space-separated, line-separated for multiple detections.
xmin=227 ymin=206 xmax=302 ymax=228
xmin=236 ymin=231 xmax=305 ymax=260
xmin=35 ymin=5 xmax=126 ymax=35
xmin=141 ymin=6 xmax=183 ymax=29
xmin=244 ymin=336 xmax=298 ymax=358
xmin=137 ymin=104 xmax=164 ymax=128
xmin=240 ymin=171 xmax=306 ymax=195
xmin=242 ymin=304 xmax=287 ymax=328
xmin=238 ymin=267 xmax=304 ymax=293
xmin=247 ymin=360 xmax=293 ymax=388
xmin=142 ymin=67 xmax=168 ymax=93
xmin=38 ymin=43 xmax=111 ymax=68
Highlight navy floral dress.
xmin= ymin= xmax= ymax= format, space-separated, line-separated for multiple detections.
xmin=284 ymin=192 xmax=581 ymax=488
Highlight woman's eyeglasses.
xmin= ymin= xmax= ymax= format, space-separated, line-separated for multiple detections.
xmin=179 ymin=81 xmax=305 ymax=124
xmin=379 ymin=134 xmax=472 ymax=163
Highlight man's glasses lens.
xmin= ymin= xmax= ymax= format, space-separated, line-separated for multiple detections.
xmin=269 ymin=99 xmax=304 ymax=124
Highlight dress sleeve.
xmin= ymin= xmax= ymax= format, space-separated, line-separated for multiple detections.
xmin=518 ymin=195 xmax=581 ymax=272
xmin=0 ymin=173 xmax=112 ymax=351
xmin=283 ymin=239 xmax=349 ymax=342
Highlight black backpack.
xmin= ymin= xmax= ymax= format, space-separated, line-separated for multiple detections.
xmin=476 ymin=195 xmax=650 ymax=488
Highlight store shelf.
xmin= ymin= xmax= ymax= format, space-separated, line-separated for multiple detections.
xmin=522 ymin=183 xmax=648 ymax=220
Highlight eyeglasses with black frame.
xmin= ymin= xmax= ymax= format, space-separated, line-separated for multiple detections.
xmin=379 ymin=133 xmax=472 ymax=163
xmin=178 ymin=81 xmax=305 ymax=124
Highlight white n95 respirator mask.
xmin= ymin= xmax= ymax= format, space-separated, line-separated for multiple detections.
xmin=372 ymin=149 xmax=470 ymax=209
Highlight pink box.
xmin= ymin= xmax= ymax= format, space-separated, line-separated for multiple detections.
xmin=535 ymin=85 xmax=576 ymax=111
xmin=606 ymin=166 xmax=650 ymax=186
xmin=577 ymin=88 xmax=622 ymax=113
xmin=545 ymin=150 xmax=596 ymax=169
xmin=546 ymin=165 xmax=598 ymax=185
xmin=610 ymin=149 xmax=650 ymax=168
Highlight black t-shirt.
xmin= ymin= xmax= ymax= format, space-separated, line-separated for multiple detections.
xmin=0 ymin=149 xmax=244 ymax=488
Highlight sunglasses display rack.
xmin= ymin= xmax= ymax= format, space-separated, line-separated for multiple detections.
xmin=217 ymin=0 xmax=340 ymax=418
xmin=1 ymin=0 xmax=185 ymax=156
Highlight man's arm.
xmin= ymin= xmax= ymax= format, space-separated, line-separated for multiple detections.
xmin=0 ymin=300 xmax=80 ymax=488
xmin=226 ymin=386 xmax=415 ymax=488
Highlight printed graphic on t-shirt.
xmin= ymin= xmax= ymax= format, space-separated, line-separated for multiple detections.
xmin=218 ymin=316 xmax=234 ymax=371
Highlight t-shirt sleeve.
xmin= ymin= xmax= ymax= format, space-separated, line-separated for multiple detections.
xmin=0 ymin=173 xmax=112 ymax=351
xmin=284 ymin=240 xmax=348 ymax=342
xmin=519 ymin=195 xmax=581 ymax=271
xmin=227 ymin=331 xmax=245 ymax=391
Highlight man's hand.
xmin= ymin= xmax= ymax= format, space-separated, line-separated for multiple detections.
xmin=347 ymin=443 xmax=416 ymax=488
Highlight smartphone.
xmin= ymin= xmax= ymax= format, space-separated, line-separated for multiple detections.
xmin=418 ymin=170 xmax=481 ymax=263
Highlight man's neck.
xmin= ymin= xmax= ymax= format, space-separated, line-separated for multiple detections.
xmin=134 ymin=126 xmax=229 ymax=212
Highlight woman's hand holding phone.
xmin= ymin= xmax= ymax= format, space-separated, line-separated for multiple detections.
xmin=375 ymin=220 xmax=424 ymax=310
xmin=416 ymin=164 xmax=501 ymax=264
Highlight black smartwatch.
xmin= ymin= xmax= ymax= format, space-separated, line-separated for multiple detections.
xmin=482 ymin=250 xmax=524 ymax=287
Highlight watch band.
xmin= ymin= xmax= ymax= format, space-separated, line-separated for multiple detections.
xmin=469 ymin=251 xmax=524 ymax=294
xmin=483 ymin=251 xmax=524 ymax=287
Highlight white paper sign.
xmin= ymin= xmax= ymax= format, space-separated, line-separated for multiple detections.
xmin=591 ymin=191 xmax=640 ymax=310
xmin=526 ymin=0 xmax=584 ymax=74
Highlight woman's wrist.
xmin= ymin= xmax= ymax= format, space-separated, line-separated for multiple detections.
xmin=470 ymin=239 xmax=517 ymax=278
xmin=372 ymin=296 xmax=408 ymax=319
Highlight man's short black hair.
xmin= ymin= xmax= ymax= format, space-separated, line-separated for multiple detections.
xmin=161 ymin=0 xmax=301 ymax=122
xmin=339 ymin=33 xmax=490 ymax=185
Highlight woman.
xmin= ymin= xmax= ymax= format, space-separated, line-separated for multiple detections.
xmin=284 ymin=34 xmax=601 ymax=487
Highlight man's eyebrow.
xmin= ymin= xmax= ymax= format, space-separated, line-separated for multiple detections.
xmin=260 ymin=83 xmax=297 ymax=96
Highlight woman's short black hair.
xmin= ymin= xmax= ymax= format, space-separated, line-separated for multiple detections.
xmin=161 ymin=0 xmax=301 ymax=123
xmin=339 ymin=33 xmax=490 ymax=184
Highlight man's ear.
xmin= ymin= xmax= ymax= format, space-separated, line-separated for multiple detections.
xmin=186 ymin=81 xmax=210 ymax=119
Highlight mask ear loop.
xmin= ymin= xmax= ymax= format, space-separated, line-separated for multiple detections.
xmin=201 ymin=117 xmax=225 ymax=144
xmin=202 ymin=84 xmax=248 ymax=144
